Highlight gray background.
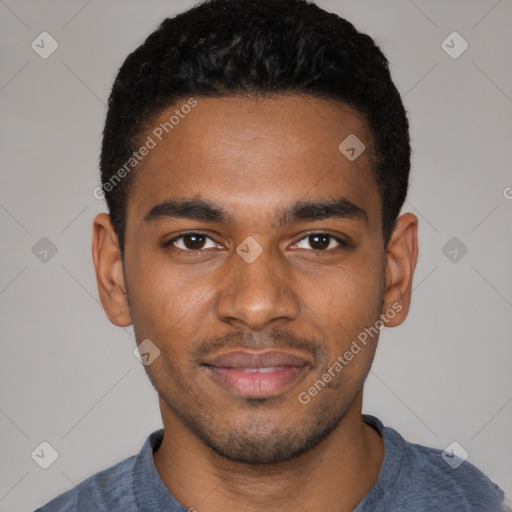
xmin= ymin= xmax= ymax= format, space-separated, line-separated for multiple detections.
xmin=1 ymin=0 xmax=511 ymax=510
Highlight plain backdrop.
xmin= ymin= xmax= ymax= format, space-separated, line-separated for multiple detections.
xmin=1 ymin=1 xmax=511 ymax=510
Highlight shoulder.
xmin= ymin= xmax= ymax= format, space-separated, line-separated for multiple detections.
xmin=33 ymin=452 xmax=138 ymax=511
xmin=361 ymin=415 xmax=507 ymax=511
xmin=401 ymin=439 xmax=504 ymax=508
xmin=383 ymin=424 xmax=505 ymax=510
xmin=33 ymin=429 xmax=165 ymax=511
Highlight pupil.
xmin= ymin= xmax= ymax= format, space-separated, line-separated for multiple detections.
xmin=311 ymin=234 xmax=329 ymax=250
xmin=185 ymin=234 xmax=205 ymax=250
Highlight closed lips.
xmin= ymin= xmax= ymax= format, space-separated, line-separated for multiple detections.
xmin=203 ymin=350 xmax=309 ymax=369
xmin=202 ymin=350 xmax=311 ymax=398
xmin=238 ymin=367 xmax=288 ymax=373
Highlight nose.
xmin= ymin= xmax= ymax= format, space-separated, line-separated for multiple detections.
xmin=215 ymin=242 xmax=300 ymax=331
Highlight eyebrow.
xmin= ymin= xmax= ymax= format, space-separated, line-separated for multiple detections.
xmin=143 ymin=197 xmax=368 ymax=226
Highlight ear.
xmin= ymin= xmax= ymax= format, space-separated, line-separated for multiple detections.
xmin=381 ymin=212 xmax=419 ymax=327
xmin=92 ymin=213 xmax=132 ymax=327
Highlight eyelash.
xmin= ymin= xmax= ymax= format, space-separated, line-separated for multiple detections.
xmin=164 ymin=231 xmax=350 ymax=254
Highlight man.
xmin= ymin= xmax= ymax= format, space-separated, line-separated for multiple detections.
xmin=35 ymin=0 xmax=509 ymax=510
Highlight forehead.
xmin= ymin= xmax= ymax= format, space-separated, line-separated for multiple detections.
xmin=127 ymin=95 xmax=381 ymax=228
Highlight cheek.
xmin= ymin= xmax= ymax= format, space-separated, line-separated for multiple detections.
xmin=310 ymin=254 xmax=384 ymax=331
xmin=126 ymin=253 xmax=217 ymax=348
xmin=307 ymin=273 xmax=383 ymax=393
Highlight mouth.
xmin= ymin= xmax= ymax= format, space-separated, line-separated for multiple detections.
xmin=202 ymin=350 xmax=310 ymax=398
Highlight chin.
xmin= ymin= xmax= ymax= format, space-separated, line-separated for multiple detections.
xmin=185 ymin=405 xmax=347 ymax=465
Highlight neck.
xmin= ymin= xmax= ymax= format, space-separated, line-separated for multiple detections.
xmin=153 ymin=392 xmax=384 ymax=512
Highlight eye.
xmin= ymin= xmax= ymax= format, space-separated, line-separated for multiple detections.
xmin=166 ymin=232 xmax=220 ymax=252
xmin=164 ymin=231 xmax=349 ymax=254
xmin=293 ymin=233 xmax=349 ymax=251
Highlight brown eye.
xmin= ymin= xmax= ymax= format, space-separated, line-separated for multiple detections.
xmin=182 ymin=234 xmax=207 ymax=250
xmin=294 ymin=233 xmax=348 ymax=251
xmin=166 ymin=233 xmax=218 ymax=251
xmin=309 ymin=234 xmax=330 ymax=250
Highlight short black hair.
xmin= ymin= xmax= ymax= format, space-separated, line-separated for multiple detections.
xmin=100 ymin=0 xmax=410 ymax=257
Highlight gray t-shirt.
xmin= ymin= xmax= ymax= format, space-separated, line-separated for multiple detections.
xmin=34 ymin=414 xmax=509 ymax=511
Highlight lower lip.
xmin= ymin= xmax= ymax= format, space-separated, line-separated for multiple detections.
xmin=205 ymin=366 xmax=308 ymax=398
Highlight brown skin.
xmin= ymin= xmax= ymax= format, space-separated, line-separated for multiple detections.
xmin=92 ymin=96 xmax=418 ymax=512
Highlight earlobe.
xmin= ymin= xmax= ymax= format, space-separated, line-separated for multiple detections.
xmin=382 ymin=212 xmax=419 ymax=327
xmin=92 ymin=213 xmax=132 ymax=327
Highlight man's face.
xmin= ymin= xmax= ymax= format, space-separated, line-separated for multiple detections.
xmin=121 ymin=96 xmax=388 ymax=464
